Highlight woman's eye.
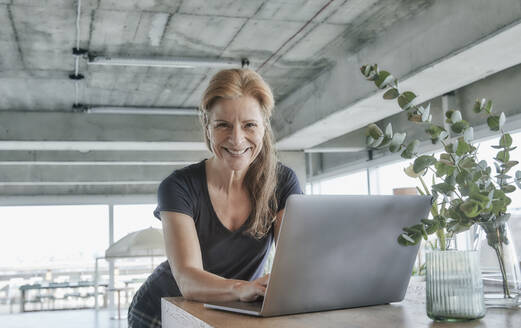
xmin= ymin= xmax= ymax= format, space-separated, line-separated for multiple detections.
xmin=216 ymin=123 xmax=228 ymax=128
xmin=245 ymin=123 xmax=257 ymax=128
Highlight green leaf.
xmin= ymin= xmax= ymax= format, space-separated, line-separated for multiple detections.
xmin=445 ymin=109 xmax=454 ymax=120
xmin=502 ymin=160 xmax=519 ymax=173
xmin=456 ymin=138 xmax=471 ymax=156
xmin=446 ymin=220 xmax=471 ymax=234
xmin=389 ymin=132 xmax=406 ymax=153
xmin=484 ymin=99 xmax=493 ymax=114
xmin=460 ymin=199 xmax=481 ymax=218
xmin=375 ymin=71 xmax=394 ymax=89
xmin=413 ymin=155 xmax=436 ymax=173
xmin=444 ymin=143 xmax=454 ymax=153
xmin=398 ymin=233 xmax=417 ymax=246
xmin=419 ymin=104 xmax=431 ymax=122
xmin=451 ymin=110 xmax=462 ymax=123
xmin=360 ymin=64 xmax=378 ymax=80
xmin=500 ymin=134 xmax=513 ymax=148
xmin=451 ymin=120 xmax=470 ymax=134
xmin=473 ymin=100 xmax=482 ymax=113
xmin=401 ymin=140 xmax=420 ymax=159
xmin=432 ymin=182 xmax=455 ymax=195
xmin=487 ymin=115 xmax=500 ymax=131
xmin=422 ymin=219 xmax=439 ymax=234
xmin=434 ymin=161 xmax=455 ymax=177
xmin=469 ymin=190 xmax=490 ymax=203
xmin=426 ymin=125 xmax=447 ymax=143
xmin=464 ymin=127 xmax=474 ymax=142
xmin=499 ymin=112 xmax=506 ymax=130
xmin=496 ymin=150 xmax=510 ymax=163
xmin=407 ymin=111 xmax=422 ymax=123
xmin=384 ymin=123 xmax=393 ymax=138
xmin=367 ymin=124 xmax=383 ymax=140
xmin=501 ymin=185 xmax=516 ymax=193
xmin=398 ymin=91 xmax=416 ymax=109
xmin=516 ymin=171 xmax=521 ymax=189
xmin=360 ymin=65 xmax=370 ymax=76
xmin=460 ymin=157 xmax=475 ymax=169
xmin=383 ymin=88 xmax=399 ymax=99
xmin=491 ymin=189 xmax=511 ymax=214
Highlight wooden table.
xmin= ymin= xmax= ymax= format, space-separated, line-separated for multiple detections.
xmin=161 ymin=278 xmax=521 ymax=327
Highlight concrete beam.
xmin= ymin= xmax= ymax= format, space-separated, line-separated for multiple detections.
xmin=305 ymin=129 xmax=367 ymax=153
xmin=0 ymin=111 xmax=205 ymax=148
xmin=273 ymin=0 xmax=521 ymax=150
xmin=0 ymin=111 xmax=206 ymax=151
xmin=0 ymin=165 xmax=179 ymax=183
xmin=0 ymin=193 xmax=157 ymax=205
xmin=0 ymin=150 xmax=211 ymax=162
xmin=311 ymin=62 xmax=521 ymax=180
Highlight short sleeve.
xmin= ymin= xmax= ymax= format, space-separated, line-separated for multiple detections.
xmin=153 ymin=173 xmax=194 ymax=220
xmin=276 ymin=165 xmax=303 ymax=212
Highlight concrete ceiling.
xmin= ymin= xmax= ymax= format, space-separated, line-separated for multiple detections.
xmin=1 ymin=0 xmax=521 ymax=201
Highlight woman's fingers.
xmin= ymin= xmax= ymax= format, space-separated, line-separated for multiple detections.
xmin=256 ymin=274 xmax=270 ymax=286
xmin=235 ymin=275 xmax=271 ymax=302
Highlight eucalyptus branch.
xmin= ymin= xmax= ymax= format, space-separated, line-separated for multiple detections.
xmin=360 ymin=64 xmax=520 ymax=250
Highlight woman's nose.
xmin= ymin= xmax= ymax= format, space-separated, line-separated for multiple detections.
xmin=230 ymin=125 xmax=245 ymax=144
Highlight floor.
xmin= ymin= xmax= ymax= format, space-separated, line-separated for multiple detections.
xmin=0 ymin=308 xmax=128 ymax=328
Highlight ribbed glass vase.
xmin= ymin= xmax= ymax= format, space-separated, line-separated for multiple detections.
xmin=426 ymin=250 xmax=486 ymax=321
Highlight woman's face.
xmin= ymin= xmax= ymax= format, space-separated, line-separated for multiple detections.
xmin=207 ymin=96 xmax=266 ymax=172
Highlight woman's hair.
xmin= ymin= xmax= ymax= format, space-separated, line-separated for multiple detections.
xmin=200 ymin=69 xmax=278 ymax=239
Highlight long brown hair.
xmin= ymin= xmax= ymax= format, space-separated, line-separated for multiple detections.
xmin=200 ymin=69 xmax=278 ymax=239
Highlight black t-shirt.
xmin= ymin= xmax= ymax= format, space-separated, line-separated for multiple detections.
xmin=153 ymin=159 xmax=302 ymax=281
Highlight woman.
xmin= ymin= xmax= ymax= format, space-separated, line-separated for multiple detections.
xmin=128 ymin=68 xmax=302 ymax=327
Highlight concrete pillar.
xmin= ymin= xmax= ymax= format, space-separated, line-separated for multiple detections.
xmin=277 ymin=151 xmax=306 ymax=190
xmin=108 ymin=204 xmax=115 ymax=309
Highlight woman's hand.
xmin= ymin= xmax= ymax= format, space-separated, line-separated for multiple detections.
xmin=232 ymin=274 xmax=270 ymax=302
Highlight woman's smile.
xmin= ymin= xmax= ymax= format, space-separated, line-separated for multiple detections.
xmin=223 ymin=146 xmax=252 ymax=156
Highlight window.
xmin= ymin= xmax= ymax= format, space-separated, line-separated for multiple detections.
xmin=0 ymin=205 xmax=108 ymax=270
xmin=114 ymin=204 xmax=162 ymax=241
xmin=373 ymin=159 xmax=437 ymax=196
xmin=310 ymin=169 xmax=368 ymax=195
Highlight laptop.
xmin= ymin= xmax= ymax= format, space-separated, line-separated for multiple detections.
xmin=204 ymin=194 xmax=432 ymax=317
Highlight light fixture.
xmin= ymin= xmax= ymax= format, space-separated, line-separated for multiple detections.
xmin=88 ymin=56 xmax=248 ymax=69
xmin=85 ymin=106 xmax=200 ymax=115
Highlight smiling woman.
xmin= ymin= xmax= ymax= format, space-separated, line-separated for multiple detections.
xmin=200 ymin=69 xmax=279 ymax=238
xmin=127 ymin=69 xmax=302 ymax=328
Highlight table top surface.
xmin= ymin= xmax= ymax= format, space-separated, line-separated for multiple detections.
xmin=162 ymin=278 xmax=521 ymax=328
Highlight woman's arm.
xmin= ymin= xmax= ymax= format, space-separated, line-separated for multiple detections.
xmin=160 ymin=211 xmax=267 ymax=302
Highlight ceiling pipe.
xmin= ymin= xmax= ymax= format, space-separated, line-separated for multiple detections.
xmin=87 ymin=56 xmax=248 ymax=69
xmin=70 ymin=0 xmax=86 ymax=109
xmin=84 ymin=106 xmax=200 ymax=115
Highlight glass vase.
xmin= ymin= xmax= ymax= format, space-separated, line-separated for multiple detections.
xmin=426 ymin=250 xmax=486 ymax=321
xmin=476 ymin=217 xmax=521 ymax=308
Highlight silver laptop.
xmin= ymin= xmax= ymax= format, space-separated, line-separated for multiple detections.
xmin=204 ymin=194 xmax=432 ymax=317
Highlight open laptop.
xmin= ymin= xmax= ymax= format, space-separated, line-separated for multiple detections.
xmin=204 ymin=194 xmax=432 ymax=317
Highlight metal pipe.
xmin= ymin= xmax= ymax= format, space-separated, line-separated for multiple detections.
xmin=86 ymin=106 xmax=200 ymax=115
xmin=74 ymin=0 xmax=82 ymax=76
xmin=74 ymin=81 xmax=79 ymax=105
xmin=88 ymin=56 xmax=241 ymax=69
